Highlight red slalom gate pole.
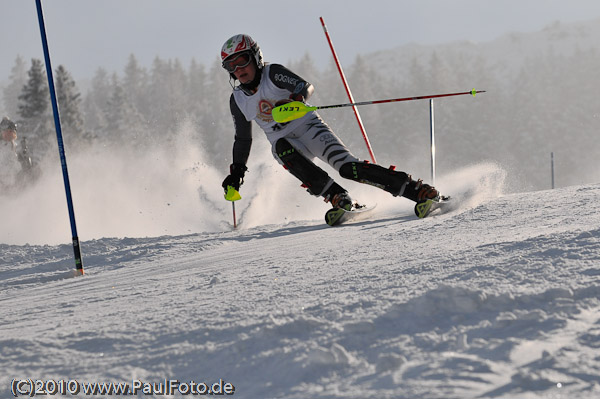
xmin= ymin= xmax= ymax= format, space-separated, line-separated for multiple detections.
xmin=320 ymin=17 xmax=377 ymax=163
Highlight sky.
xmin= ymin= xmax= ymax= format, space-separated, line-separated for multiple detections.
xmin=3 ymin=0 xmax=600 ymax=84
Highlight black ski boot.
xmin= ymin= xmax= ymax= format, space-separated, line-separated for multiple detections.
xmin=340 ymin=161 xmax=440 ymax=202
xmin=323 ymin=183 xmax=362 ymax=226
xmin=402 ymin=177 xmax=449 ymax=218
xmin=401 ymin=176 xmax=440 ymax=202
xmin=323 ymin=183 xmax=353 ymax=211
xmin=339 ymin=161 xmax=410 ymax=196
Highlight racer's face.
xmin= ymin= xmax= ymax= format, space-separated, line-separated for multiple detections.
xmin=233 ymin=58 xmax=256 ymax=84
xmin=1 ymin=129 xmax=17 ymax=142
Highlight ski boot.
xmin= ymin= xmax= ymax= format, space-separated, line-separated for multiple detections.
xmin=329 ymin=192 xmax=353 ymax=211
xmin=323 ymin=184 xmax=360 ymax=225
xmin=402 ymin=177 xmax=450 ymax=218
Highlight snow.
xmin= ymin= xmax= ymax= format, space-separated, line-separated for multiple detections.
xmin=1 ymin=160 xmax=600 ymax=398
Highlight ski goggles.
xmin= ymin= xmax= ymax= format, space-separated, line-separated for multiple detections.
xmin=222 ymin=52 xmax=252 ymax=73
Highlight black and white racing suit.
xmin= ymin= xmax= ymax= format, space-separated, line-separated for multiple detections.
xmin=228 ymin=63 xmax=359 ymax=183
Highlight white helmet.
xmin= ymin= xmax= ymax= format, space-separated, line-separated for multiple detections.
xmin=221 ymin=34 xmax=264 ymax=76
xmin=1 ymin=116 xmax=17 ymax=142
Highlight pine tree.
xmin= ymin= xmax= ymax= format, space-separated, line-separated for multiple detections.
xmin=105 ymin=73 xmax=129 ymax=138
xmin=147 ymin=56 xmax=170 ymax=134
xmin=104 ymin=73 xmax=144 ymax=147
xmin=166 ymin=58 xmax=188 ymax=134
xmin=18 ymin=58 xmax=52 ymax=156
xmin=18 ymin=59 xmax=49 ymax=121
xmin=186 ymin=58 xmax=207 ymax=127
xmin=3 ymin=55 xmax=27 ymax=118
xmin=123 ymin=54 xmax=149 ymax=116
xmin=146 ymin=57 xmax=189 ymax=139
xmin=55 ymin=65 xmax=85 ymax=142
xmin=82 ymin=67 xmax=111 ymax=134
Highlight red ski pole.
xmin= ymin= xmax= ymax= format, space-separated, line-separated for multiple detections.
xmin=225 ymin=186 xmax=241 ymax=229
xmin=231 ymin=202 xmax=237 ymax=228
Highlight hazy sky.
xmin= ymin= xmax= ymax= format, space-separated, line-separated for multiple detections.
xmin=3 ymin=0 xmax=600 ymax=83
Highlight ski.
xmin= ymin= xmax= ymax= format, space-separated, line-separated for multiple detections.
xmin=325 ymin=204 xmax=377 ymax=226
xmin=414 ymin=196 xmax=453 ymax=218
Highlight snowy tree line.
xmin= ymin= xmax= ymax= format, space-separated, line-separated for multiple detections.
xmin=2 ymin=54 xmax=235 ymax=167
xmin=3 ymin=45 xmax=600 ymax=190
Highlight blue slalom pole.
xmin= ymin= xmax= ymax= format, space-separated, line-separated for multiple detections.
xmin=35 ymin=0 xmax=84 ymax=275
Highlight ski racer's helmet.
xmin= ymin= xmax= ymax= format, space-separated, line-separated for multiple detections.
xmin=0 ymin=116 xmax=17 ymax=142
xmin=221 ymin=34 xmax=264 ymax=78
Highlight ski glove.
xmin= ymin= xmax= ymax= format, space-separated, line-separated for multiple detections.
xmin=289 ymin=93 xmax=305 ymax=102
xmin=222 ymin=163 xmax=247 ymax=192
xmin=274 ymin=93 xmax=305 ymax=108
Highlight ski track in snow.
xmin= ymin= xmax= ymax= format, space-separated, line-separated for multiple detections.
xmin=1 ymin=168 xmax=600 ymax=399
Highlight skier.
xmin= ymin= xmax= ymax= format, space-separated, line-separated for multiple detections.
xmin=220 ymin=34 xmax=440 ymax=221
xmin=1 ymin=116 xmax=20 ymax=190
xmin=1 ymin=116 xmax=17 ymax=142
xmin=0 ymin=117 xmax=38 ymax=193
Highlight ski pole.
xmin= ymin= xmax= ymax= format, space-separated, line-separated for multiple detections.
xmin=224 ymin=185 xmax=241 ymax=228
xmin=272 ymin=89 xmax=485 ymax=123
xmin=231 ymin=202 xmax=237 ymax=228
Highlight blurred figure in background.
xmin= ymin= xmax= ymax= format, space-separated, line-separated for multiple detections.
xmin=1 ymin=116 xmax=38 ymax=194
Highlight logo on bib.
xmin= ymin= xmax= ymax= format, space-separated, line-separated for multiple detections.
xmin=257 ymin=100 xmax=274 ymax=122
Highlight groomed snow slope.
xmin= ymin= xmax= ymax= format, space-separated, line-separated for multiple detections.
xmin=1 ymin=168 xmax=599 ymax=399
